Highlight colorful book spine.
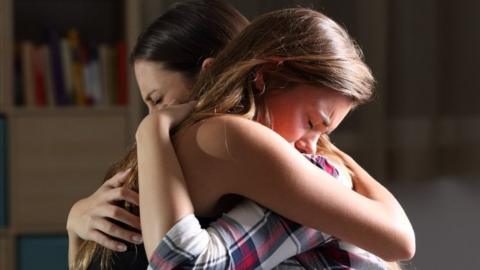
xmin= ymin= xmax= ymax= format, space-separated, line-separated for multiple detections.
xmin=41 ymin=45 xmax=56 ymax=107
xmin=60 ymin=38 xmax=73 ymax=104
xmin=14 ymin=45 xmax=24 ymax=106
xmin=116 ymin=42 xmax=128 ymax=105
xmin=82 ymin=47 xmax=94 ymax=106
xmin=20 ymin=42 xmax=35 ymax=107
xmin=32 ymin=46 xmax=47 ymax=106
xmin=0 ymin=114 xmax=7 ymax=227
xmin=89 ymin=47 xmax=102 ymax=105
xmin=99 ymin=44 xmax=115 ymax=106
xmin=48 ymin=29 xmax=67 ymax=105
xmin=16 ymin=29 xmax=127 ymax=107
xmin=67 ymin=29 xmax=86 ymax=106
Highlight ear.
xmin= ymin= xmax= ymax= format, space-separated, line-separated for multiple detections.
xmin=253 ymin=70 xmax=265 ymax=94
xmin=201 ymin=57 xmax=215 ymax=71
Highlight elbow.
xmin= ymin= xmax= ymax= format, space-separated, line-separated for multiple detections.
xmin=399 ymin=233 xmax=416 ymax=260
xmin=382 ymin=228 xmax=416 ymax=261
xmin=390 ymin=238 xmax=415 ymax=262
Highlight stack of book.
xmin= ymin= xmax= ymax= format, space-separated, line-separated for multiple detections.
xmin=15 ymin=29 xmax=128 ymax=107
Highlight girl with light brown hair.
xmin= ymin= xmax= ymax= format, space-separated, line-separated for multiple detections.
xmin=136 ymin=7 xmax=414 ymax=270
xmin=66 ymin=1 xmax=249 ymax=269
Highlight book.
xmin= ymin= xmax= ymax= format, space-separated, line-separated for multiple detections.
xmin=99 ymin=44 xmax=115 ymax=106
xmin=20 ymin=42 xmax=35 ymax=107
xmin=47 ymin=29 xmax=68 ymax=105
xmin=60 ymin=38 xmax=73 ymax=104
xmin=14 ymin=45 xmax=24 ymax=106
xmin=89 ymin=47 xmax=102 ymax=105
xmin=32 ymin=46 xmax=47 ymax=106
xmin=116 ymin=42 xmax=128 ymax=106
xmin=67 ymin=29 xmax=86 ymax=106
xmin=41 ymin=45 xmax=55 ymax=107
xmin=82 ymin=46 xmax=94 ymax=105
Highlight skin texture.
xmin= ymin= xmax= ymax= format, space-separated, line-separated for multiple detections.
xmin=263 ymin=84 xmax=353 ymax=154
xmin=136 ymin=81 xmax=415 ymax=261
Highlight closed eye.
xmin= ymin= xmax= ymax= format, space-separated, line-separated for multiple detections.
xmin=152 ymin=96 xmax=164 ymax=106
xmin=308 ymin=120 xmax=314 ymax=129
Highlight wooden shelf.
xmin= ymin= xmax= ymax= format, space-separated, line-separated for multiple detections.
xmin=0 ymin=0 xmax=142 ymax=269
xmin=7 ymin=106 xmax=130 ymax=117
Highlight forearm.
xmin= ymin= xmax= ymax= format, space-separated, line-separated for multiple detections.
xmin=340 ymin=152 xmax=415 ymax=260
xmin=67 ymin=230 xmax=83 ymax=268
xmin=136 ymin=120 xmax=194 ymax=259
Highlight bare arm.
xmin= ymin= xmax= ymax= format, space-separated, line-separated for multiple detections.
xmin=136 ymin=103 xmax=195 ymax=258
xmin=177 ymin=115 xmax=415 ymax=261
xmin=137 ymin=113 xmax=414 ymax=262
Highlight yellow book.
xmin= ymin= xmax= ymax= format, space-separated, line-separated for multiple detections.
xmin=67 ymin=29 xmax=86 ymax=105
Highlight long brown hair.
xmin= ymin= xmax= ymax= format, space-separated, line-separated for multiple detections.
xmin=182 ymin=8 xmax=374 ymax=127
xmin=70 ymin=1 xmax=248 ymax=269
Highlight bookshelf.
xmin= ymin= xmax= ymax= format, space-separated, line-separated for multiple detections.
xmin=0 ymin=0 xmax=142 ymax=269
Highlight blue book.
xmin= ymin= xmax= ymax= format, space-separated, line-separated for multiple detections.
xmin=47 ymin=29 xmax=68 ymax=105
xmin=0 ymin=114 xmax=6 ymax=227
xmin=17 ymin=235 xmax=68 ymax=270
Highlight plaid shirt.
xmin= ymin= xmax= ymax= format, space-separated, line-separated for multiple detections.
xmin=148 ymin=155 xmax=387 ymax=270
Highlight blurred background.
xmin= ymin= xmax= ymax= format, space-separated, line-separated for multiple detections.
xmin=0 ymin=0 xmax=478 ymax=269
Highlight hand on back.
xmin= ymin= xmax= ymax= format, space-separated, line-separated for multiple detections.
xmin=66 ymin=169 xmax=142 ymax=252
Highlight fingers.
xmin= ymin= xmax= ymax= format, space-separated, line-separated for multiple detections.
xmin=99 ymin=204 xmax=141 ymax=230
xmin=88 ymin=229 xmax=128 ymax=252
xmin=107 ymin=186 xmax=139 ymax=206
xmin=92 ymin=217 xmax=142 ymax=247
xmin=104 ymin=168 xmax=132 ymax=188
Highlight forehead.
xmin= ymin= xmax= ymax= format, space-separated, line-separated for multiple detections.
xmin=286 ymin=84 xmax=353 ymax=123
xmin=134 ymin=60 xmax=189 ymax=99
xmin=290 ymin=84 xmax=351 ymax=106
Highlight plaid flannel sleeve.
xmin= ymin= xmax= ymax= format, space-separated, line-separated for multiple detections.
xmin=148 ymin=154 xmax=386 ymax=270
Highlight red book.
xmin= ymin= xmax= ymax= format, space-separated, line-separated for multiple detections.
xmin=32 ymin=46 xmax=47 ymax=106
xmin=116 ymin=42 xmax=128 ymax=105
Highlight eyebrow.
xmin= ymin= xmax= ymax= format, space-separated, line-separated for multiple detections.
xmin=319 ymin=111 xmax=331 ymax=127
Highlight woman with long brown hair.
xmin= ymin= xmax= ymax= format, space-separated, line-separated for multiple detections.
xmin=67 ymin=1 xmax=249 ymax=269
xmin=136 ymin=7 xmax=415 ymax=270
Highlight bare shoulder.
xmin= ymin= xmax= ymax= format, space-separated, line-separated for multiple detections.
xmin=172 ymin=115 xmax=305 ymax=215
xmin=176 ymin=115 xmax=289 ymax=160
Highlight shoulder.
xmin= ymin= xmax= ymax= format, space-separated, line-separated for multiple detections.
xmin=196 ymin=114 xmax=273 ymax=138
xmin=177 ymin=115 xmax=290 ymax=161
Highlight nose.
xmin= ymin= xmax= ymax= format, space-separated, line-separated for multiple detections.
xmin=294 ymin=133 xmax=320 ymax=154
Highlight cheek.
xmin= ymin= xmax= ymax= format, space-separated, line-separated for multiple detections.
xmin=270 ymin=110 xmax=306 ymax=142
